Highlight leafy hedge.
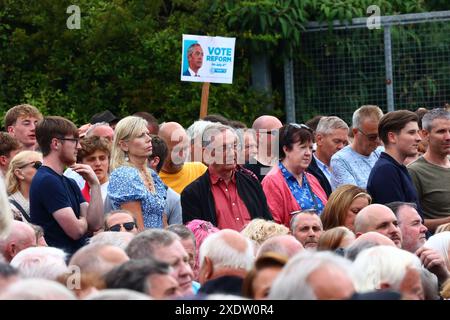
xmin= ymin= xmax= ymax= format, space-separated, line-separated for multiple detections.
xmin=0 ymin=0 xmax=445 ymax=127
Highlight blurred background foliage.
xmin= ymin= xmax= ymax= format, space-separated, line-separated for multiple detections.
xmin=0 ymin=0 xmax=446 ymax=127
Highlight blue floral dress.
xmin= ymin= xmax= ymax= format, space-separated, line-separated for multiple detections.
xmin=108 ymin=166 xmax=167 ymax=228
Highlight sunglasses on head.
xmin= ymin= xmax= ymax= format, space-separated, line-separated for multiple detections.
xmin=19 ymin=160 xmax=42 ymax=170
xmin=281 ymin=123 xmax=313 ymax=143
xmin=108 ymin=222 xmax=136 ymax=232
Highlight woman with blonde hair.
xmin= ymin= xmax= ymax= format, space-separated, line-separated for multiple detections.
xmin=241 ymin=218 xmax=289 ymax=248
xmin=320 ymin=184 xmax=371 ymax=232
xmin=5 ymin=151 xmax=43 ymax=222
xmin=108 ymin=116 xmax=166 ymax=230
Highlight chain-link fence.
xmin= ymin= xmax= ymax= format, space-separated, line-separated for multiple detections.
xmin=284 ymin=11 xmax=450 ymax=124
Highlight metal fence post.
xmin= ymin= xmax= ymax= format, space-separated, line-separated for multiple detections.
xmin=384 ymin=25 xmax=395 ymax=112
xmin=284 ymin=57 xmax=296 ymax=123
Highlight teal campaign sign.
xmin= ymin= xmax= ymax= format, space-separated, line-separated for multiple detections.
xmin=181 ymin=34 xmax=236 ymax=84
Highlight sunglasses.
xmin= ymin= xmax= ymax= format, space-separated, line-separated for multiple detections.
xmin=108 ymin=222 xmax=136 ymax=232
xmin=19 ymin=160 xmax=42 ymax=170
xmin=289 ymin=208 xmax=318 ymax=216
xmin=281 ymin=123 xmax=313 ymax=143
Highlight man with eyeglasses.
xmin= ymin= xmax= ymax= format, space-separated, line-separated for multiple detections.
xmin=331 ymin=105 xmax=384 ymax=190
xmin=30 ymin=116 xmax=104 ymax=256
xmin=181 ymin=123 xmax=272 ymax=231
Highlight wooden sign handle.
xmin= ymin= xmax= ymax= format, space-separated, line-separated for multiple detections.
xmin=199 ymin=82 xmax=210 ymax=119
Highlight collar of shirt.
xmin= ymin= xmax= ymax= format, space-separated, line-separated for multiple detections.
xmin=209 ymin=168 xmax=236 ymax=185
xmin=313 ymin=154 xmax=332 ymax=179
xmin=189 ymin=67 xmax=199 ymax=77
xmin=278 ymin=161 xmax=299 ymax=182
xmin=380 ymin=152 xmax=406 ymax=168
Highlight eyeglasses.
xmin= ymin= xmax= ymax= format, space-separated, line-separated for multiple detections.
xmin=57 ymin=137 xmax=80 ymax=144
xmin=357 ymin=128 xmax=379 ymax=141
xmin=19 ymin=160 xmax=42 ymax=170
xmin=108 ymin=222 xmax=136 ymax=232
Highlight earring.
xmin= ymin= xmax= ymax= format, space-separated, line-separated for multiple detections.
xmin=124 ymin=152 xmax=129 ymax=162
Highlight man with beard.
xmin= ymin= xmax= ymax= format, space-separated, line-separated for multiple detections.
xmin=290 ymin=210 xmax=323 ymax=249
xmin=408 ymin=108 xmax=450 ymax=232
xmin=30 ymin=117 xmax=103 ymax=255
xmin=354 ymin=204 xmax=403 ymax=248
xmin=386 ymin=201 xmax=450 ymax=286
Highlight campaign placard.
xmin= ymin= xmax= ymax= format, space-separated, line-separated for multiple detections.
xmin=181 ymin=34 xmax=236 ymax=84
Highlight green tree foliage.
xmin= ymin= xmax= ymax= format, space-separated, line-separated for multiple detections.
xmin=0 ymin=0 xmax=278 ymax=127
xmin=0 ymin=0 xmax=446 ymax=126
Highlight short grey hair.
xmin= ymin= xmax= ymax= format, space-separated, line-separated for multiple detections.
xmin=199 ymin=230 xmax=254 ymax=271
xmin=104 ymin=258 xmax=171 ymax=295
xmin=352 ymin=245 xmax=422 ymax=293
xmin=10 ymin=247 xmax=68 ymax=280
xmin=186 ymin=120 xmax=214 ymax=141
xmin=344 ymin=240 xmax=378 ymax=261
xmin=125 ymin=229 xmax=180 ymax=260
xmin=85 ymin=121 xmax=110 ymax=137
xmin=0 ymin=279 xmax=76 ymax=300
xmin=315 ymin=116 xmax=349 ymax=135
xmin=352 ymin=105 xmax=384 ymax=129
xmin=421 ymin=108 xmax=450 ymax=132
xmin=166 ymin=224 xmax=196 ymax=250
xmin=89 ymin=231 xmax=135 ymax=250
xmin=290 ymin=210 xmax=322 ymax=233
xmin=85 ymin=289 xmax=151 ymax=300
xmin=268 ymin=250 xmax=354 ymax=300
xmin=69 ymin=243 xmax=127 ymax=276
xmin=201 ymin=123 xmax=236 ymax=148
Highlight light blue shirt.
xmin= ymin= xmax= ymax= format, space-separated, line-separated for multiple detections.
xmin=330 ymin=145 xmax=383 ymax=190
xmin=313 ymin=154 xmax=332 ymax=185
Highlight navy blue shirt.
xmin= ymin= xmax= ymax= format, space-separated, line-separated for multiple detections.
xmin=30 ymin=166 xmax=87 ymax=255
xmin=367 ymin=152 xmax=423 ymax=216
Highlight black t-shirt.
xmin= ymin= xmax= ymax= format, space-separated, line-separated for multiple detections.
xmin=244 ymin=158 xmax=271 ymax=182
xmin=30 ymin=166 xmax=87 ymax=255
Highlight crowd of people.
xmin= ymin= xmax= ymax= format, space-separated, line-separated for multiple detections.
xmin=0 ymin=103 xmax=450 ymax=300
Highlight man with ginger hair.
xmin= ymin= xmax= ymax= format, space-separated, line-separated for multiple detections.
xmin=158 ymin=122 xmax=207 ymax=194
xmin=4 ymin=104 xmax=43 ymax=151
xmin=198 ymin=229 xmax=254 ymax=295
xmin=354 ymin=204 xmax=403 ymax=248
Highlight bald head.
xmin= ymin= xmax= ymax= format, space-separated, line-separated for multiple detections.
xmin=0 ymin=221 xmax=37 ymax=262
xmin=252 ymin=116 xmax=283 ymax=131
xmin=69 ymin=244 xmax=129 ymax=277
xmin=257 ymin=235 xmax=304 ymax=258
xmin=354 ymin=204 xmax=402 ymax=248
xmin=158 ymin=122 xmax=188 ymax=172
xmin=220 ymin=229 xmax=249 ymax=253
xmin=354 ymin=232 xmax=396 ymax=247
xmin=87 ymin=124 xmax=114 ymax=141
xmin=199 ymin=229 xmax=254 ymax=276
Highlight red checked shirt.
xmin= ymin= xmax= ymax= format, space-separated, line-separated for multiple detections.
xmin=209 ymin=169 xmax=252 ymax=231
